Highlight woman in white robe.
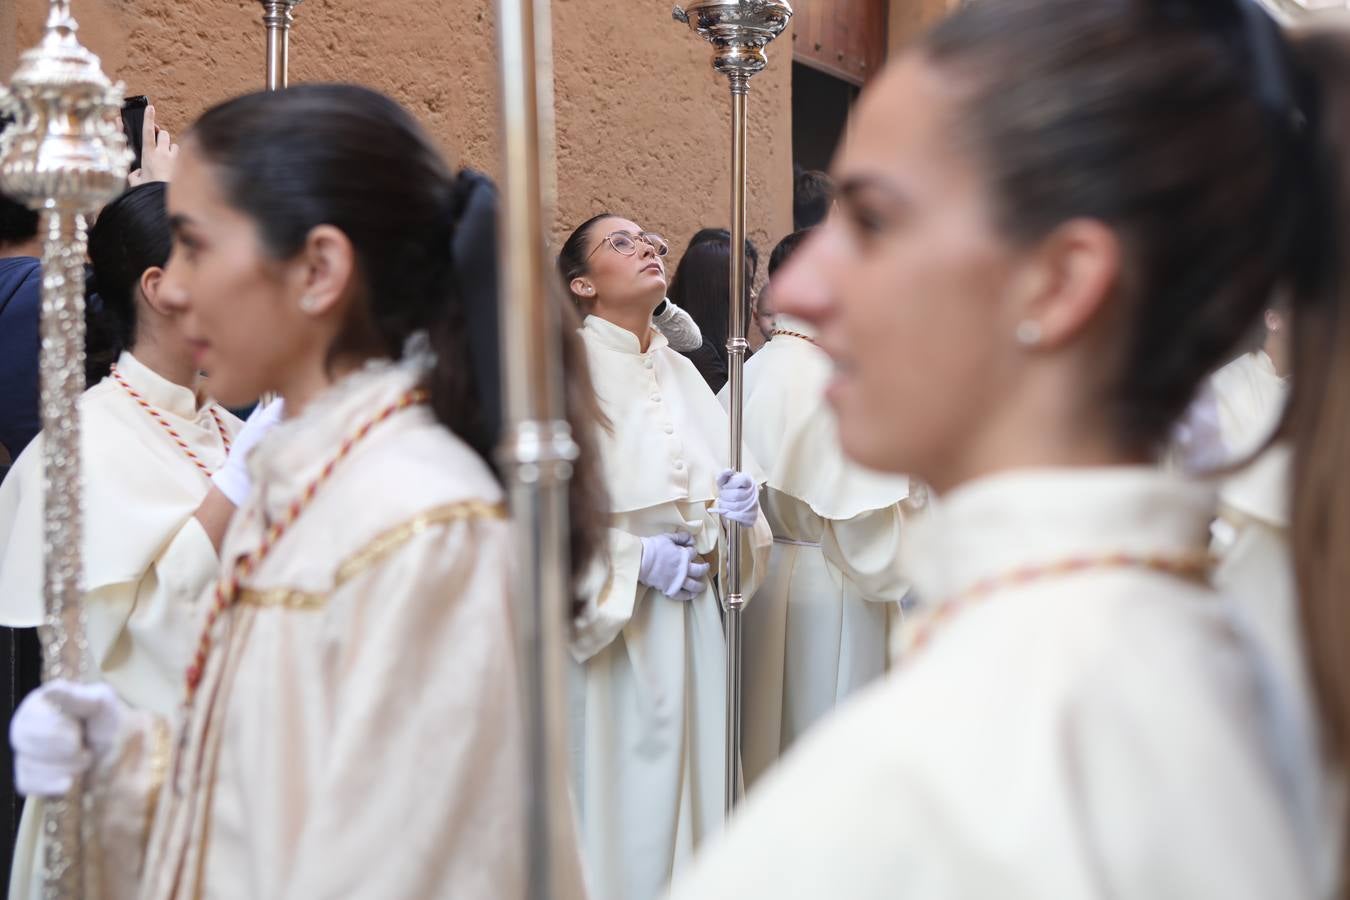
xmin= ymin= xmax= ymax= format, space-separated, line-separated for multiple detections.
xmin=558 ymin=213 xmax=772 ymax=900
xmin=0 ymin=183 xmax=243 ymax=900
xmin=674 ymin=4 xmax=1325 ymax=896
xmin=722 ymin=299 xmax=915 ymax=784
xmin=9 ymin=85 xmax=600 ymax=899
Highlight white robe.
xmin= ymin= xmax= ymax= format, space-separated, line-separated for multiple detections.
xmin=718 ymin=317 xmax=914 ymax=784
xmin=78 ymin=359 xmax=568 ymax=899
xmin=0 ymin=351 xmax=240 ymax=900
xmin=571 ymin=315 xmax=772 ymax=900
xmin=673 ymin=468 xmax=1313 ymax=899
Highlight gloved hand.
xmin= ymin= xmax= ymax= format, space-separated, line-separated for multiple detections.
xmin=639 ymin=532 xmax=710 ymax=601
xmin=711 ymin=469 xmax=760 ymax=527
xmin=211 ymin=398 xmax=285 ymax=507
xmin=1171 ymin=383 xmax=1228 ymax=473
xmin=652 ymin=299 xmax=704 ymax=352
xmin=11 ymin=680 xmax=123 ymax=798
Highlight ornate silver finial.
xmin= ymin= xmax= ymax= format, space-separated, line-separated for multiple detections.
xmin=672 ymin=0 xmax=793 ymax=79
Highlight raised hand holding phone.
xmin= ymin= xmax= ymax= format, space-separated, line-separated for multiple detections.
xmin=128 ymin=105 xmax=179 ymax=186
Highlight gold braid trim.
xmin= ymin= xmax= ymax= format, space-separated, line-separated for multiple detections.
xmin=237 ymin=500 xmax=506 ymax=608
xmin=141 ymin=714 xmax=173 ymax=851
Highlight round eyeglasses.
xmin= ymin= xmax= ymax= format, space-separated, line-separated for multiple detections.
xmin=587 ymin=230 xmax=669 ymax=261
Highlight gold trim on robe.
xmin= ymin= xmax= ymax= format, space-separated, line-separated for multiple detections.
xmin=237 ymin=501 xmax=508 ymax=609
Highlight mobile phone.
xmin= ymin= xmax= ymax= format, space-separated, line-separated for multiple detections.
xmin=121 ymin=95 xmax=149 ymax=171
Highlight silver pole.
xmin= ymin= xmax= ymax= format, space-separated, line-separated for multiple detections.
xmin=0 ymin=0 xmax=130 ymax=895
xmin=494 ymin=0 xmax=579 ymax=893
xmin=260 ymin=0 xmax=302 ymax=90
xmin=673 ymin=0 xmax=791 ymax=818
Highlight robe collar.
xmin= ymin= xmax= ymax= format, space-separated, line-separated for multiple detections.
xmin=901 ymin=466 xmax=1215 ymax=605
xmin=113 ymin=350 xmax=203 ymax=418
xmin=583 ymin=313 xmax=669 ymax=355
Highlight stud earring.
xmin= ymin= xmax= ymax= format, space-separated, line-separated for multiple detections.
xmin=299 ymin=294 xmax=320 ymax=313
xmin=1015 ymin=320 xmax=1043 ymax=347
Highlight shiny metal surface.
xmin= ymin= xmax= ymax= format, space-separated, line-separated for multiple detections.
xmin=260 ymin=0 xmax=302 ymax=90
xmin=0 ymin=0 xmax=130 ymax=895
xmin=673 ymin=0 xmax=790 ymax=818
xmin=494 ymin=0 xmax=581 ymax=894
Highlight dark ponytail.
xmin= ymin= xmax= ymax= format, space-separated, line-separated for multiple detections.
xmin=83 ymin=182 xmax=171 ymax=383
xmin=187 ymin=84 xmax=608 ymax=593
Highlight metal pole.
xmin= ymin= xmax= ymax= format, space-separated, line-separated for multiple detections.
xmin=494 ymin=0 xmax=579 ymax=893
xmin=0 ymin=0 xmax=131 ymax=895
xmin=722 ymin=73 xmax=749 ymax=815
xmin=673 ymin=0 xmax=791 ymax=819
xmin=260 ymin=0 xmax=302 ymax=90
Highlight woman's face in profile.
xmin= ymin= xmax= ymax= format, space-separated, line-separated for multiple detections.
xmin=772 ymin=56 xmax=1020 ymax=485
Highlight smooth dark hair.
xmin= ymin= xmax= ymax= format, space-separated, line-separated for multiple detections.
xmin=918 ymin=0 xmax=1350 ymax=882
xmin=188 ymin=84 xmax=607 ymax=590
xmin=793 ymin=169 xmax=834 ymax=231
xmin=558 ymin=212 xmax=617 ymax=305
xmin=666 ymin=228 xmax=759 ymax=360
xmin=768 ymin=228 xmax=813 ymax=277
xmin=84 ymin=182 xmax=171 ymax=382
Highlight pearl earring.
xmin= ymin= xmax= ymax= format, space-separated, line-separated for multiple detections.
xmin=1015 ymin=320 xmax=1043 ymax=347
xmin=299 ymin=294 xmax=320 ymax=313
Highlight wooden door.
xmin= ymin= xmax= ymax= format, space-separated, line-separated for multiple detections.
xmin=791 ymin=0 xmax=889 ymax=86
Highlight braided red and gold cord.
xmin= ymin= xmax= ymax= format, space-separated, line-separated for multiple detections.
xmin=906 ymin=551 xmax=1214 ymax=657
xmin=183 ymin=386 xmax=429 ymax=704
xmin=110 ymin=364 xmax=232 ymax=475
xmin=771 ymin=328 xmax=818 ymax=346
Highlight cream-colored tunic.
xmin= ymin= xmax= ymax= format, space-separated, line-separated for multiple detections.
xmin=0 ymin=351 xmax=239 ymax=900
xmin=719 ymin=318 xmax=914 ymax=785
xmin=674 ymin=468 xmax=1313 ymax=899
xmin=571 ymin=315 xmax=772 ymax=900
xmin=87 ymin=360 xmax=556 ymax=900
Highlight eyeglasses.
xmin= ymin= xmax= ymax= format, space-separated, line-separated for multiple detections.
xmin=587 ymin=230 xmax=669 ymax=262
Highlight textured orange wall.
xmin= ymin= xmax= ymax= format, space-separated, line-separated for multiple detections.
xmin=7 ymin=0 xmax=793 ymax=268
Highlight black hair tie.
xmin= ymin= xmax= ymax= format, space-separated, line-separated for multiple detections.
xmin=445 ymin=168 xmax=503 ymax=449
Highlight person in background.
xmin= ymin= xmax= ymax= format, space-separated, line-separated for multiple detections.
xmin=793 ymin=167 xmax=834 ymax=231
xmin=726 ymin=226 xmax=916 ymax=786
xmin=752 ymin=228 xmax=812 ymax=342
xmin=9 ymin=84 xmax=602 ymax=899
xmin=559 ymin=211 xmax=772 ymax=900
xmin=0 ymin=181 xmax=250 ymax=900
xmin=0 ymin=193 xmax=41 ymax=474
xmin=676 ymin=0 xmax=1327 ymax=896
xmin=667 ymin=227 xmax=760 ymax=393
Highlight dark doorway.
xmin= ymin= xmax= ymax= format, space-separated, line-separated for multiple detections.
xmin=791 ymin=61 xmax=860 ymax=173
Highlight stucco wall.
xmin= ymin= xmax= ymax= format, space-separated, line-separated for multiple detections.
xmin=6 ymin=0 xmax=793 ymax=264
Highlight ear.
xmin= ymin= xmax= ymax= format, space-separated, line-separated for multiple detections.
xmin=295 ymin=224 xmax=356 ymax=316
xmin=138 ymin=267 xmax=169 ymax=315
xmin=1264 ymin=308 xmax=1284 ymax=333
xmin=570 ymin=276 xmax=595 ymax=299
xmin=1006 ymin=218 xmax=1120 ymax=350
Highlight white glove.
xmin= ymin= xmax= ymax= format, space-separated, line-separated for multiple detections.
xmin=211 ymin=398 xmax=285 ymax=507
xmin=11 ymin=680 xmax=123 ymax=798
xmin=711 ymin=468 xmax=760 ymax=527
xmin=652 ymin=299 xmax=703 ymax=352
xmin=638 ymin=532 xmax=710 ymax=601
xmin=1172 ymin=383 xmax=1228 ymax=473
